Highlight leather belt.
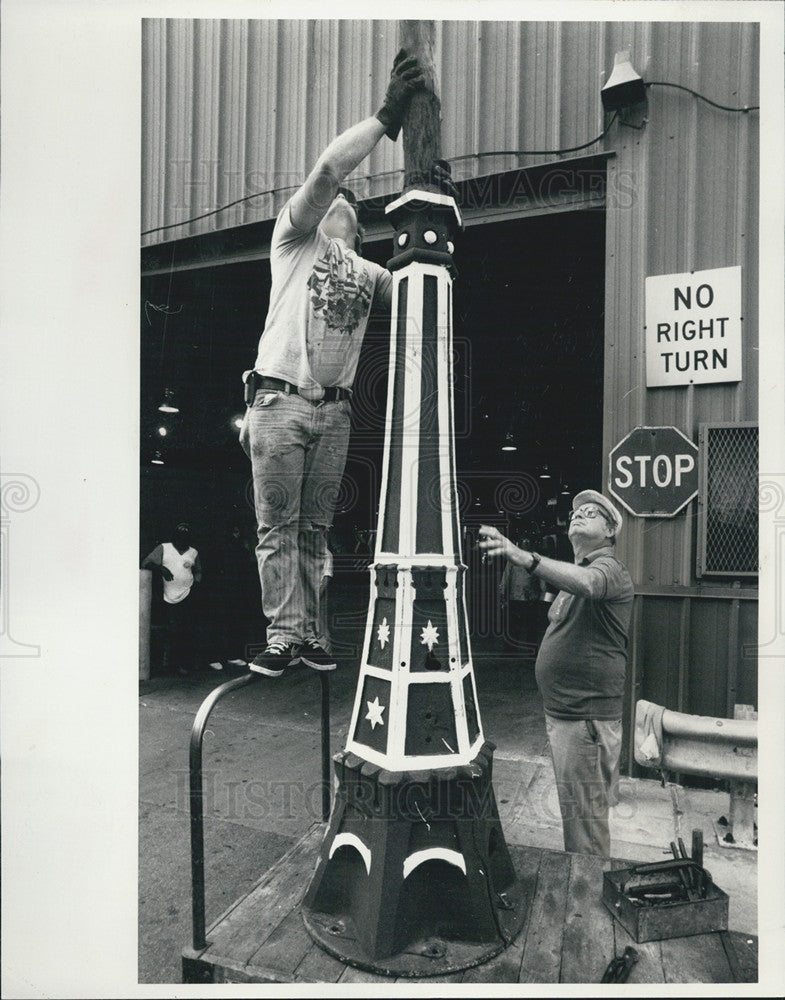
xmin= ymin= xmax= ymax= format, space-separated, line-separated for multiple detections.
xmin=248 ymin=373 xmax=352 ymax=404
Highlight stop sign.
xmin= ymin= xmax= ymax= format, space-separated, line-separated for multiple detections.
xmin=609 ymin=426 xmax=699 ymax=517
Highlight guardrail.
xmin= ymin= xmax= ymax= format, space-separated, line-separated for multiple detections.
xmin=634 ymin=699 xmax=757 ymax=849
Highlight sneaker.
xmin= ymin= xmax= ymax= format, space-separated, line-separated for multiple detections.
xmin=249 ymin=640 xmax=298 ymax=677
xmin=293 ymin=638 xmax=337 ymax=672
xmin=227 ymin=658 xmax=247 ymax=667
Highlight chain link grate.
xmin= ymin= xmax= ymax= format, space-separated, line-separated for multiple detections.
xmin=699 ymin=424 xmax=758 ymax=577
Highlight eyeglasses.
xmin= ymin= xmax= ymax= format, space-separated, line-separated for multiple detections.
xmin=569 ymin=505 xmax=612 ymax=524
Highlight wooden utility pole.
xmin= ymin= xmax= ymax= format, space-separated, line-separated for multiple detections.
xmin=400 ymin=21 xmax=441 ymax=191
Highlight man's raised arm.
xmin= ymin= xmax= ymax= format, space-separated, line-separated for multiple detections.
xmin=289 ymin=50 xmax=424 ymax=233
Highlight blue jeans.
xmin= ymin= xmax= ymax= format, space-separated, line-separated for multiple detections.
xmin=545 ymin=715 xmax=622 ymax=858
xmin=239 ymin=390 xmax=351 ymax=647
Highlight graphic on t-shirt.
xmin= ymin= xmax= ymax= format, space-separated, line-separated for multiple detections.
xmin=308 ymin=242 xmax=373 ymax=336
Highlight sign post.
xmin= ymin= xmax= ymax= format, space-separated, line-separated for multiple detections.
xmin=609 ymin=426 xmax=699 ymax=517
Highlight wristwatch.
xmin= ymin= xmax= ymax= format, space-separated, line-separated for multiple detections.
xmin=526 ymin=552 xmax=541 ymax=574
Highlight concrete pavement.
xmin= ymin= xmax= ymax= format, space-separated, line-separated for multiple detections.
xmin=139 ymin=581 xmax=757 ymax=984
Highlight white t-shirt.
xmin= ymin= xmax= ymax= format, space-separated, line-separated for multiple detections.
xmin=253 ymin=202 xmax=392 ymax=392
xmin=161 ymin=542 xmax=198 ymax=604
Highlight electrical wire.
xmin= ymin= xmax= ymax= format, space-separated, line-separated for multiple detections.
xmin=141 ymin=116 xmax=618 ymax=238
xmin=450 ymin=111 xmax=619 ymax=164
xmin=140 ymin=74 xmax=759 ymax=240
xmin=646 ymin=81 xmax=759 ymax=113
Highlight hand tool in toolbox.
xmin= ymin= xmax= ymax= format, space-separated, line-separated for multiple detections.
xmin=602 ymin=828 xmax=728 ymax=942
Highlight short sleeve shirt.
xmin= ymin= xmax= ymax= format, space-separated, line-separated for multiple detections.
xmin=160 ymin=543 xmax=198 ymax=605
xmin=534 ymin=546 xmax=634 ymax=720
xmin=253 ymin=202 xmax=393 ymax=391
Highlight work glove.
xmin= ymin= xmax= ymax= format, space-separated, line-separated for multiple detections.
xmin=376 ymin=48 xmax=426 ymax=141
xmin=406 ymin=159 xmax=460 ymax=203
xmin=430 ymin=159 xmax=459 ymax=202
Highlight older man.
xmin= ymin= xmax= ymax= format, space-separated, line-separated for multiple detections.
xmin=479 ymin=490 xmax=634 ymax=857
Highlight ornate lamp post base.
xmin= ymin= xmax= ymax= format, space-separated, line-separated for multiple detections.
xmin=301 ymin=743 xmax=527 ymax=973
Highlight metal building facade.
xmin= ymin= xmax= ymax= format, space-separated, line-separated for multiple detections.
xmin=141 ymin=19 xmax=760 ymax=769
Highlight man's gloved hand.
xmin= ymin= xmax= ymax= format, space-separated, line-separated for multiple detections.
xmin=430 ymin=159 xmax=459 ymax=202
xmin=376 ymin=48 xmax=426 ymax=141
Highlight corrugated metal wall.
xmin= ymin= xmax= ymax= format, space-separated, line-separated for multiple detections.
xmin=603 ymin=19 xmax=759 ymax=586
xmin=145 ymin=19 xmax=746 ymax=241
xmin=597 ymin=20 xmax=760 ymax=761
xmin=141 ymin=18 xmax=760 ymax=739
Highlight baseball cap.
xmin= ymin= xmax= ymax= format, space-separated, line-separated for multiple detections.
xmin=572 ymin=490 xmax=623 ymax=536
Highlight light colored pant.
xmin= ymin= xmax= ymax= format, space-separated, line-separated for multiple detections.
xmin=545 ymin=715 xmax=622 ymax=858
xmin=240 ymin=390 xmax=350 ymax=646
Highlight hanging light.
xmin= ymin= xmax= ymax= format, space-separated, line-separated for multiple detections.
xmin=501 ymin=432 xmax=517 ymax=452
xmin=560 ymin=482 xmax=571 ymax=496
xmin=232 ymin=415 xmax=244 ymax=431
xmin=151 ymin=450 xmax=164 ymax=466
xmin=157 ymin=426 xmax=167 ymax=437
xmin=539 ymin=465 xmax=552 ymax=480
xmin=601 ymin=50 xmax=646 ymax=111
xmin=158 ymin=388 xmax=179 ymax=413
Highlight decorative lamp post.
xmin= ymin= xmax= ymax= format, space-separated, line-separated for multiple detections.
xmin=302 ymin=22 xmax=525 ymax=976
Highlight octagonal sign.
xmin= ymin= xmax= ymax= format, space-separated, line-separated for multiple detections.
xmin=609 ymin=426 xmax=699 ymax=517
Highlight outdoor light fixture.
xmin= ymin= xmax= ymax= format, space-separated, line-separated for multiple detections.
xmin=158 ymin=388 xmax=179 ymax=413
xmin=601 ymin=50 xmax=646 ymax=111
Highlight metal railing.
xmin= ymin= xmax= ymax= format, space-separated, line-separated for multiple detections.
xmin=188 ymin=670 xmax=333 ymax=952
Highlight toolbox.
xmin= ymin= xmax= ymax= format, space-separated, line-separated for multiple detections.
xmin=602 ymin=831 xmax=729 ymax=943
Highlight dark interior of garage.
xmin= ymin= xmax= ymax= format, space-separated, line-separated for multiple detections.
xmin=140 ymin=208 xmax=605 ymax=569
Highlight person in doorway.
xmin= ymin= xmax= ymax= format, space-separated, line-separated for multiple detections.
xmin=479 ymin=491 xmax=633 ymax=858
xmin=498 ymin=534 xmax=542 ymax=653
xmin=536 ymin=518 xmax=574 ymax=642
xmin=239 ymin=50 xmax=438 ymax=677
xmin=141 ymin=522 xmax=202 ymax=676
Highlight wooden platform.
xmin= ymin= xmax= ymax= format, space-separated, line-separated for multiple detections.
xmin=182 ymin=823 xmax=758 ymax=985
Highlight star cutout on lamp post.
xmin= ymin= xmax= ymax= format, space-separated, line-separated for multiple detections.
xmin=365 ymin=696 xmax=386 ymax=730
xmin=420 ymin=620 xmax=440 ymax=651
xmin=377 ymin=617 xmax=390 ymax=649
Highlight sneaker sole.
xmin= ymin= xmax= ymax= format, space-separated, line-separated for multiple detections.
xmin=249 ymin=662 xmax=285 ymax=678
xmin=299 ymin=654 xmax=337 ymax=672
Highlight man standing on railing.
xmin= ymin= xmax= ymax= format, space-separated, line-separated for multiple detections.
xmin=479 ymin=490 xmax=633 ymax=858
xmin=239 ymin=50 xmax=426 ymax=678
